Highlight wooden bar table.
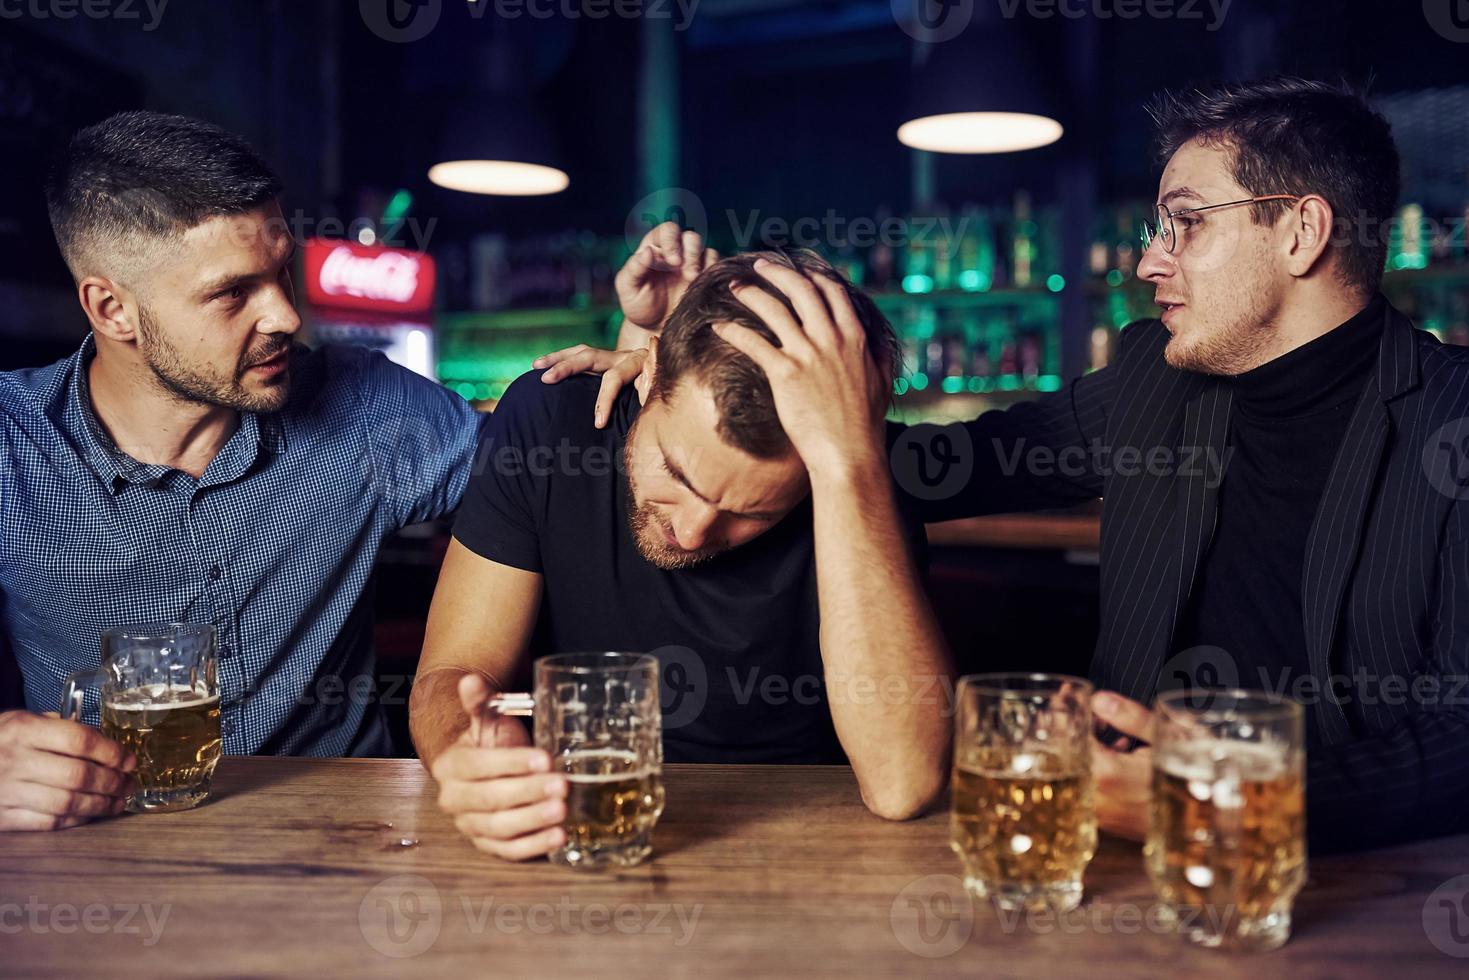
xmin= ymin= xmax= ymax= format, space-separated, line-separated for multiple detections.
xmin=2 ymin=757 xmax=1466 ymax=978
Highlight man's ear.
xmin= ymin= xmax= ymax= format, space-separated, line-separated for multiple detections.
xmin=1283 ymin=195 xmax=1334 ymax=281
xmin=635 ymin=335 xmax=659 ymax=405
xmin=78 ymin=276 xmax=138 ymax=344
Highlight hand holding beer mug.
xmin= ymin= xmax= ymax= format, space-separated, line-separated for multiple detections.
xmin=531 ymin=652 xmax=664 ymax=870
xmin=1145 ymin=690 xmax=1306 ymax=952
xmin=950 ymin=673 xmax=1097 ymax=913
xmin=453 ymin=652 xmax=665 ymax=869
xmin=61 ymin=623 xmax=222 ymax=813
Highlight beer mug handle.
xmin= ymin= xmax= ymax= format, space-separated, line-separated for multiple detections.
xmin=469 ymin=692 xmax=534 ymax=748
xmin=487 ymin=692 xmax=534 ymax=717
xmin=60 ymin=669 xmax=108 ymax=723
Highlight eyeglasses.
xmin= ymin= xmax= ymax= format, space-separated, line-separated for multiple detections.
xmin=1140 ymin=195 xmax=1302 ymax=254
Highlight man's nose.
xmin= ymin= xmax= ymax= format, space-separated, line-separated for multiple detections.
xmin=673 ymin=505 xmax=719 ymax=551
xmin=1137 ymin=237 xmax=1174 ymax=283
xmin=257 ymin=296 xmax=302 ymax=336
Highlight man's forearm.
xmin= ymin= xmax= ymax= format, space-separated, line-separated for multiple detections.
xmin=409 ymin=667 xmax=499 ymax=768
xmin=809 ymin=456 xmax=954 ymax=820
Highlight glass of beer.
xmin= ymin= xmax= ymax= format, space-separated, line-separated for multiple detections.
xmin=950 ymin=673 xmax=1097 ymax=912
xmin=61 ymin=623 xmax=222 ymax=813
xmin=1146 ymin=689 xmax=1306 ymax=952
xmin=533 ymin=652 xmax=664 ymax=870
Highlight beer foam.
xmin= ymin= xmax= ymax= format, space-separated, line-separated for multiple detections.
xmin=105 ymin=685 xmax=218 ymax=710
xmin=560 ymin=749 xmax=653 ymax=783
xmin=1157 ymin=740 xmax=1291 ymax=783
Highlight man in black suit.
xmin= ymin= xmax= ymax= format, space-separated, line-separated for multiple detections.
xmin=899 ymin=76 xmax=1469 ymax=852
xmin=549 ymin=77 xmax=1469 ymax=852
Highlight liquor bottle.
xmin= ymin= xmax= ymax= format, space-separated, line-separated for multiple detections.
xmin=1089 ymin=212 xmax=1110 ymax=278
xmin=932 ymin=204 xmax=955 ymax=292
xmin=1090 ymin=325 xmax=1114 ymax=372
xmin=1012 ymin=191 xmax=1034 ymax=288
xmin=904 ymin=221 xmax=934 ymax=293
xmin=956 ymin=206 xmax=996 ymax=292
xmin=1018 ymin=329 xmax=1042 ymax=382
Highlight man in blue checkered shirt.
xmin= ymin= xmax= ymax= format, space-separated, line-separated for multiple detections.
xmin=0 ymin=112 xmax=487 ymax=831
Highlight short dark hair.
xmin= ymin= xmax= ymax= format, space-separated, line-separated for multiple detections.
xmin=650 ymin=250 xmax=901 ymax=459
xmin=45 ymin=110 xmax=283 ymax=283
xmin=1147 ymin=76 xmax=1400 ymax=297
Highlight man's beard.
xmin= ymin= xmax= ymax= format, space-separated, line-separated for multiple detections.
xmin=622 ymin=416 xmax=725 ymax=571
xmin=137 ymin=305 xmax=291 ymax=413
xmin=1163 ymin=295 xmax=1277 ymax=377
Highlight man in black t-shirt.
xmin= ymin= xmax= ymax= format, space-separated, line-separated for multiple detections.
xmin=410 ymin=236 xmax=952 ymax=862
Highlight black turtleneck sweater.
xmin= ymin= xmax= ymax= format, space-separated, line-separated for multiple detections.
xmin=1173 ymin=295 xmax=1385 ymax=693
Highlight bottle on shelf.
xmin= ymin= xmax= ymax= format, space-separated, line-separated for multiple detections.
xmin=1011 ymin=191 xmax=1035 ymax=288
xmin=955 ymin=206 xmax=995 ymax=292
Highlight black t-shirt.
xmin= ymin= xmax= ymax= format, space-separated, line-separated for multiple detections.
xmin=453 ymin=370 xmax=925 ymax=765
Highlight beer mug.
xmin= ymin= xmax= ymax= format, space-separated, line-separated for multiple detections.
xmin=61 ymin=623 xmax=222 ymax=813
xmin=1146 ymin=689 xmax=1306 ymax=952
xmin=485 ymin=652 xmax=664 ymax=870
xmin=950 ymin=673 xmax=1097 ymax=912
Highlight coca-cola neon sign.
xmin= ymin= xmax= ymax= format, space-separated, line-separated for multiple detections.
xmin=303 ymin=239 xmax=436 ymax=315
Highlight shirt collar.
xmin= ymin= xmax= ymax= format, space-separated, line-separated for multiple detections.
xmin=63 ymin=334 xmax=289 ymax=494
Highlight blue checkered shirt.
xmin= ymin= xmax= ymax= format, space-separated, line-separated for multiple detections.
xmin=0 ymin=336 xmax=486 ymax=756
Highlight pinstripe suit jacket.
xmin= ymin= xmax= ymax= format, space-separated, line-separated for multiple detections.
xmin=907 ymin=299 xmax=1469 ymax=851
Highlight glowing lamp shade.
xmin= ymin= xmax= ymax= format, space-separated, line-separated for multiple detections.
xmin=897 ymin=112 xmax=1063 ymax=154
xmin=430 ymin=98 xmax=568 ymax=197
xmin=428 ymin=160 xmax=569 ymax=196
xmin=900 ymin=31 xmax=1063 ymax=156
